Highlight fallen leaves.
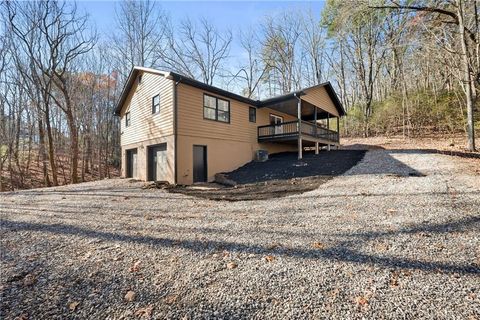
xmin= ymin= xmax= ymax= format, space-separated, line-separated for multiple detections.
xmin=354 ymin=289 xmax=374 ymax=312
xmin=226 ymin=262 xmax=238 ymax=269
xmin=386 ymin=208 xmax=397 ymax=215
xmin=129 ymin=260 xmax=141 ymax=273
xmin=23 ymin=274 xmax=36 ymax=286
xmin=164 ymin=294 xmax=178 ymax=305
xmin=135 ymin=305 xmax=153 ymax=318
xmin=264 ymin=255 xmax=275 ymax=262
xmin=68 ymin=301 xmax=80 ymax=311
xmin=355 ymin=296 xmax=368 ymax=306
xmin=354 ymin=295 xmax=369 ymax=312
xmin=390 ymin=271 xmax=400 ymax=287
xmin=374 ymin=242 xmax=390 ymax=252
xmin=124 ymin=290 xmax=136 ymax=302
xmin=312 ymin=242 xmax=325 ymax=249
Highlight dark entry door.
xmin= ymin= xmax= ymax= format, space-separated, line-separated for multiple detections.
xmin=148 ymin=143 xmax=167 ymax=181
xmin=193 ymin=145 xmax=207 ymax=183
xmin=126 ymin=149 xmax=138 ymax=178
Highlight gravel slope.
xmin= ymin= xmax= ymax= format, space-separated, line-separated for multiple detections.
xmin=0 ymin=149 xmax=479 ymax=319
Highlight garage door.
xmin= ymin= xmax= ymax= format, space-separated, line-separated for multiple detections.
xmin=148 ymin=143 xmax=168 ymax=181
xmin=126 ymin=148 xmax=138 ymax=178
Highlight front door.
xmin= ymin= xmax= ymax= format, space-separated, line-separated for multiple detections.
xmin=269 ymin=114 xmax=284 ymax=135
xmin=126 ymin=148 xmax=138 ymax=178
xmin=193 ymin=145 xmax=207 ymax=183
xmin=148 ymin=143 xmax=168 ymax=181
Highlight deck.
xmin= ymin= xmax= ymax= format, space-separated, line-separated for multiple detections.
xmin=257 ymin=120 xmax=339 ymax=145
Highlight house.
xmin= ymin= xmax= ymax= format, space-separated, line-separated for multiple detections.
xmin=114 ymin=67 xmax=346 ymax=185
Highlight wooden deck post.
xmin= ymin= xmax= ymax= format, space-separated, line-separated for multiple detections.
xmin=336 ymin=116 xmax=340 ymax=143
xmin=297 ymin=97 xmax=302 ymax=160
xmin=327 ymin=144 xmax=331 ymax=151
xmin=315 ymin=142 xmax=319 ymax=154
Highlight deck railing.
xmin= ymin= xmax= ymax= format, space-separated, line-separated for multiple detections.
xmin=257 ymin=120 xmax=299 ymax=139
xmin=258 ymin=120 xmax=339 ymax=143
xmin=301 ymin=120 xmax=339 ymax=142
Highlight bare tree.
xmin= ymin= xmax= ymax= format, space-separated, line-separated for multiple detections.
xmin=6 ymin=0 xmax=96 ymax=184
xmin=229 ymin=28 xmax=268 ymax=98
xmin=112 ymin=0 xmax=167 ymax=79
xmin=161 ymin=18 xmax=232 ymax=85
xmin=261 ymin=12 xmax=302 ymax=94
xmin=300 ymin=11 xmax=327 ymax=86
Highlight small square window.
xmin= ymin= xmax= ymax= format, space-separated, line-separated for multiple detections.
xmin=152 ymin=94 xmax=160 ymax=114
xmin=249 ymin=107 xmax=256 ymax=123
xmin=125 ymin=112 xmax=131 ymax=127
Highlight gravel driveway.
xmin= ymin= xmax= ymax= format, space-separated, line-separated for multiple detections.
xmin=1 ymin=149 xmax=479 ymax=319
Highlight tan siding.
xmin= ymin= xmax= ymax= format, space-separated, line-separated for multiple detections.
xmin=302 ymin=86 xmax=339 ymax=117
xmin=120 ymin=71 xmax=174 ymax=146
xmin=176 ymin=84 xmax=297 ymax=184
xmin=176 ymin=83 xmax=296 ymax=143
xmin=176 ymin=136 xmax=296 ymax=185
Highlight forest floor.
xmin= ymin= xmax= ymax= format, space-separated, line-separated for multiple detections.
xmin=0 ymin=152 xmax=119 ymax=192
xmin=1 ymin=137 xmax=479 ymax=319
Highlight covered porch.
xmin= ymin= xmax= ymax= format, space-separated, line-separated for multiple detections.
xmin=257 ymin=83 xmax=345 ymax=159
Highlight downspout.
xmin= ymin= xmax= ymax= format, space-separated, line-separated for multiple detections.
xmin=173 ymin=81 xmax=178 ymax=185
xmin=294 ymin=93 xmax=302 ymax=160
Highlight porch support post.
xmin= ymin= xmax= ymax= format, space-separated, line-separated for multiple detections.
xmin=336 ymin=116 xmax=340 ymax=143
xmin=315 ymin=142 xmax=319 ymax=154
xmin=327 ymin=113 xmax=329 ymax=129
xmin=297 ymin=95 xmax=302 ymax=160
xmin=327 ymin=144 xmax=331 ymax=151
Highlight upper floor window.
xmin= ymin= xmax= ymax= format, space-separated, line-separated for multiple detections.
xmin=249 ymin=107 xmax=256 ymax=123
xmin=203 ymin=94 xmax=230 ymax=123
xmin=152 ymin=94 xmax=160 ymax=114
xmin=125 ymin=112 xmax=131 ymax=127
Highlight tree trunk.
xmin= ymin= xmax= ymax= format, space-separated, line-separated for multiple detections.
xmin=44 ymin=105 xmax=58 ymax=185
xmin=457 ymin=0 xmax=476 ymax=151
xmin=66 ymin=109 xmax=79 ymax=183
xmin=37 ymin=117 xmax=51 ymax=187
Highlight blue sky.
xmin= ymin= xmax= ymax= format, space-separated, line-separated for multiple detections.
xmin=77 ymin=1 xmax=327 ymax=89
xmin=79 ymin=1 xmax=326 ymax=38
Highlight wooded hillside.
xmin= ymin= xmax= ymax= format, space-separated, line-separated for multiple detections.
xmin=0 ymin=0 xmax=478 ymax=191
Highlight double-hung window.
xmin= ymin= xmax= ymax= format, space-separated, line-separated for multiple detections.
xmin=152 ymin=94 xmax=160 ymax=114
xmin=203 ymin=94 xmax=230 ymax=123
xmin=125 ymin=112 xmax=131 ymax=127
xmin=249 ymin=107 xmax=256 ymax=123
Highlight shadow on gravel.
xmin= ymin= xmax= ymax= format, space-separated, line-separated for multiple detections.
xmin=2 ymin=216 xmax=479 ymax=275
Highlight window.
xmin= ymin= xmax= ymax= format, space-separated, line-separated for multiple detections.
xmin=249 ymin=107 xmax=256 ymax=123
xmin=203 ymin=94 xmax=230 ymax=123
xmin=152 ymin=94 xmax=160 ymax=114
xmin=125 ymin=112 xmax=131 ymax=127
